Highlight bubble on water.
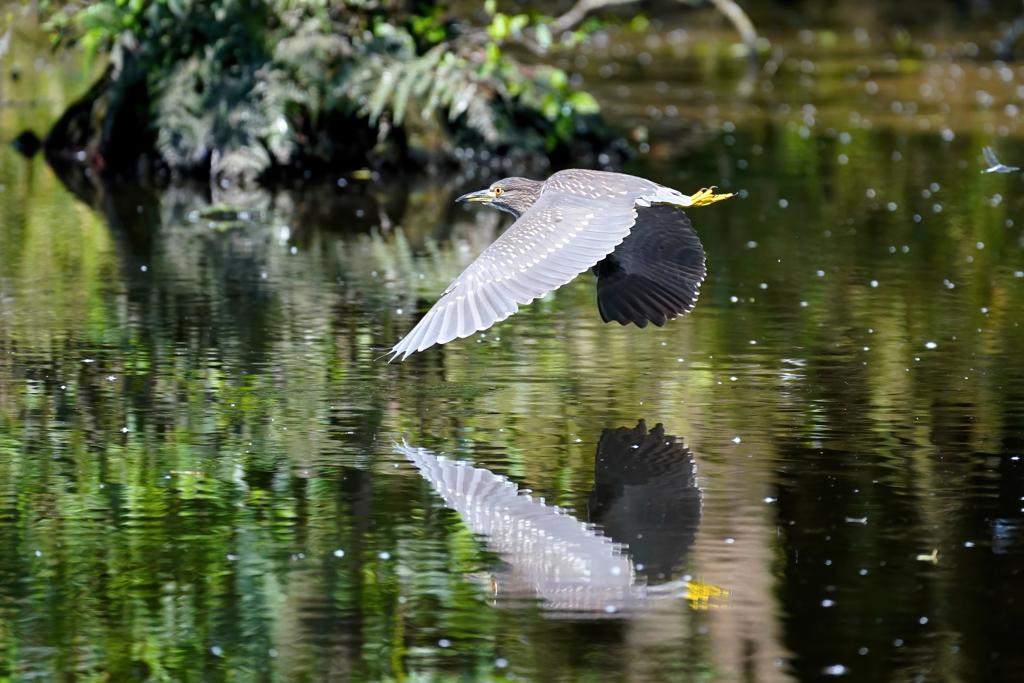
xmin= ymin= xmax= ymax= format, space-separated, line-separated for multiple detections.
xmin=730 ymin=376 xmax=738 ymax=381
xmin=760 ymin=283 xmax=768 ymax=289
xmin=211 ymin=646 xmax=223 ymax=656
xmin=822 ymin=599 xmax=835 ymax=607
xmin=920 ymin=616 xmax=929 ymax=624
xmin=764 ymin=497 xmax=777 ymax=503
xmin=747 ymin=241 xmax=758 ymax=248
xmin=817 ymin=270 xmax=825 ymax=277
xmin=495 ymin=658 xmax=509 ymax=669
xmin=800 ymin=301 xmax=808 ymax=307
xmin=870 ymin=280 xmax=878 ymax=287
xmin=838 ymin=154 xmax=849 ymax=164
xmin=824 ymin=664 xmax=848 ymax=675
xmin=866 ymin=189 xmax=876 ymax=198
xmin=333 ymin=549 xmax=345 ymax=558
xmin=733 ymin=437 xmax=742 ymax=443
xmin=438 ymin=639 xmax=451 ymax=648
xmin=964 ymin=541 xmax=975 ymax=547
xmin=925 ymin=342 xmax=937 ymax=349
xmin=731 ymin=296 xmax=739 ymax=302
xmin=378 ymin=551 xmax=391 ymax=560
xmin=977 ymin=242 xmax=985 ymax=249
xmin=604 ymin=604 xmax=618 ymax=614
xmin=779 ymin=199 xmax=789 ymax=208
xmin=725 ymin=538 xmax=735 ymax=544
xmin=933 ymin=204 xmax=942 ymax=213
xmin=894 ymin=639 xmax=904 ymax=647
xmin=913 ymin=214 xmax=921 ymax=223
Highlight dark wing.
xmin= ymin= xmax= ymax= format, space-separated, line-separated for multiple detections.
xmin=389 ymin=184 xmax=645 ymax=360
xmin=588 ymin=420 xmax=702 ymax=581
xmin=593 ymin=204 xmax=706 ymax=328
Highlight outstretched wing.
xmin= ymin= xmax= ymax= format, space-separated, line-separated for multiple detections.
xmin=593 ymin=205 xmax=706 ymax=328
xmin=983 ymin=146 xmax=1000 ymax=167
xmin=389 ymin=185 xmax=644 ymax=360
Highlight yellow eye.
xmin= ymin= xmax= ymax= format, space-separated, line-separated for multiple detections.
xmin=494 ymin=186 xmax=503 ymax=196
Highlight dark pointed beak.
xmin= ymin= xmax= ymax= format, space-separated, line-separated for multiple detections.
xmin=456 ymin=189 xmax=495 ymax=204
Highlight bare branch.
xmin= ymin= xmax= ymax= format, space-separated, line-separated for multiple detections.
xmin=548 ymin=0 xmax=636 ymax=36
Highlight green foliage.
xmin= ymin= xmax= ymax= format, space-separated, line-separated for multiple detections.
xmin=37 ymin=0 xmax=608 ymax=174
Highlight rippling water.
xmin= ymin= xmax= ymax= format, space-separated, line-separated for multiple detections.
xmin=5 ymin=26 xmax=1024 ymax=683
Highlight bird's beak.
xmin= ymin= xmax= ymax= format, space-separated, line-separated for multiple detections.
xmin=456 ymin=189 xmax=495 ymax=204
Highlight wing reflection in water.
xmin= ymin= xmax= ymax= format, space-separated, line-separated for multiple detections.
xmin=589 ymin=420 xmax=702 ymax=582
xmin=397 ymin=419 xmax=702 ymax=618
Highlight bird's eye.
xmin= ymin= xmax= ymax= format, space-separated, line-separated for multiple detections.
xmin=494 ymin=186 xmax=503 ymax=196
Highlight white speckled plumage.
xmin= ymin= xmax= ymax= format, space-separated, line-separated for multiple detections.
xmin=389 ymin=170 xmax=707 ymax=361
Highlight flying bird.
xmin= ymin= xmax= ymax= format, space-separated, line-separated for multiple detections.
xmin=982 ymin=146 xmax=1019 ymax=173
xmin=388 ymin=169 xmax=732 ymax=360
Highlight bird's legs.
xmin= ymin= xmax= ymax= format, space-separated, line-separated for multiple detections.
xmin=689 ymin=187 xmax=734 ymax=206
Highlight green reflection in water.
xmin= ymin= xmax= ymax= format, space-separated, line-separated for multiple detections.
xmin=5 ymin=28 xmax=1024 ymax=683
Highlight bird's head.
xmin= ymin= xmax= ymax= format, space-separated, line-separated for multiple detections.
xmin=456 ymin=177 xmax=543 ymax=219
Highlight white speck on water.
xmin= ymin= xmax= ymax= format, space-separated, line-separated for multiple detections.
xmin=261 ymin=272 xmax=268 ymax=279
xmin=378 ymin=551 xmax=391 ymax=560
xmin=725 ymin=537 xmax=735 ymax=544
xmin=396 ymin=308 xmax=403 ymax=314
xmin=398 ymin=596 xmax=407 ymax=603
xmin=764 ymin=497 xmax=777 ymax=503
xmin=211 ymin=646 xmax=223 ymax=656
xmin=141 ymin=265 xmax=147 ymax=272
xmin=495 ymin=658 xmax=509 ymax=669
xmin=333 ymin=549 xmax=345 ymax=558
xmin=840 ymin=131 xmax=853 ymax=143
xmin=824 ymin=664 xmax=848 ymax=675
xmin=894 ymin=639 xmax=903 ymax=647
xmin=290 ymin=246 xmax=297 ymax=255
xmin=816 ymin=270 xmax=825 ymax=276
xmin=121 ymin=427 xmax=129 ymax=433
xmin=34 ymin=550 xmax=42 ymax=557
xmin=106 ymin=375 xmax=116 ymax=381
xmin=60 ymin=385 xmax=66 ymax=390
xmin=269 ymin=649 xmax=278 ymax=658
xmin=977 ymin=242 xmax=985 ymax=249
xmin=887 ymin=202 xmax=897 ymax=211
xmin=779 ymin=199 xmax=789 ymax=208
xmin=866 ymin=188 xmax=876 ymax=198
xmin=838 ymin=154 xmax=849 ymax=164
xmin=610 ymin=566 xmax=622 ymax=575
xmin=730 ymin=376 xmax=738 ymax=381
xmin=760 ymin=283 xmax=768 ymax=289
xmin=731 ymin=296 xmax=739 ymax=302
xmin=925 ymin=342 xmax=937 ymax=349
xmin=749 ymin=340 xmax=757 ymax=344
xmin=870 ymin=280 xmax=878 ymax=287
xmin=800 ymin=301 xmax=808 ymax=307
xmin=863 ymin=347 xmax=870 ymax=351
xmin=678 ymin=358 xmax=684 ymax=362
xmin=439 ymin=639 xmax=451 ymax=648
xmin=920 ymin=616 xmax=929 ymax=624
xmin=859 ymin=569 xmax=868 ymax=575
xmin=575 ymin=438 xmax=582 ymax=442
xmin=733 ymin=437 xmax=742 ymax=443
xmin=227 ymin=554 xmax=239 ymax=561
xmin=822 ymin=599 xmax=835 ymax=607
xmin=964 ymin=541 xmax=975 ymax=547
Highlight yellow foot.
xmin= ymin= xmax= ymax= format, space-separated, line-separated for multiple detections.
xmin=689 ymin=186 xmax=734 ymax=207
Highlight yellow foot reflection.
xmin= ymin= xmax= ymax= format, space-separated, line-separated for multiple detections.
xmin=686 ymin=580 xmax=731 ymax=609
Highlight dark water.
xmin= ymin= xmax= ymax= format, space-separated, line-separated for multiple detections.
xmin=6 ymin=28 xmax=1024 ymax=683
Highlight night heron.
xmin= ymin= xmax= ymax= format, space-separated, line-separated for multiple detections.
xmin=388 ymin=169 xmax=732 ymax=360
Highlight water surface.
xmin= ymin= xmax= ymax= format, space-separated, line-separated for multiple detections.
xmin=4 ymin=27 xmax=1024 ymax=683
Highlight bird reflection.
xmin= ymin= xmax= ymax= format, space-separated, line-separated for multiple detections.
xmin=589 ymin=420 xmax=702 ymax=583
xmin=397 ymin=419 xmax=702 ymax=618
